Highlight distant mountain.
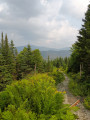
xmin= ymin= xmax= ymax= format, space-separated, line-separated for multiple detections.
xmin=59 ymin=47 xmax=71 ymax=50
xmin=41 ymin=50 xmax=71 ymax=60
xmin=17 ymin=45 xmax=60 ymax=52
xmin=16 ymin=45 xmax=71 ymax=59
xmin=17 ymin=45 xmax=70 ymax=52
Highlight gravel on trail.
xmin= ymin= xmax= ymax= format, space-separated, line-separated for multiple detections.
xmin=57 ymin=74 xmax=90 ymax=120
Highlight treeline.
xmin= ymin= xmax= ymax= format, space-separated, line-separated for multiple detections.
xmin=0 ymin=33 xmax=67 ymax=91
xmin=52 ymin=57 xmax=69 ymax=70
xmin=0 ymin=33 xmax=55 ymax=91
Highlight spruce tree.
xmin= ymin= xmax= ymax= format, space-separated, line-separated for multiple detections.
xmin=0 ymin=34 xmax=13 ymax=90
xmin=75 ymin=4 xmax=90 ymax=79
xmin=68 ymin=4 xmax=90 ymax=84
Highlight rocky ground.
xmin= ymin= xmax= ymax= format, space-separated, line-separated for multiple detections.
xmin=57 ymin=74 xmax=90 ymax=120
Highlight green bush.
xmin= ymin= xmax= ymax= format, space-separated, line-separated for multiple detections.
xmin=1 ymin=106 xmax=37 ymax=120
xmin=68 ymin=79 xmax=83 ymax=96
xmin=68 ymin=73 xmax=89 ymax=96
xmin=84 ymin=96 xmax=90 ymax=110
xmin=0 ymin=74 xmax=76 ymax=120
xmin=48 ymin=70 xmax=65 ymax=85
xmin=68 ymin=72 xmax=90 ymax=110
xmin=0 ymin=91 xmax=11 ymax=110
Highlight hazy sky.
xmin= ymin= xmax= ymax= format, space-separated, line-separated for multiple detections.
xmin=0 ymin=0 xmax=89 ymax=48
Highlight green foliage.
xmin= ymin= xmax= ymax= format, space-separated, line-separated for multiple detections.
xmin=67 ymin=45 xmax=80 ymax=73
xmin=0 ymin=33 xmax=46 ymax=90
xmin=68 ymin=4 xmax=90 ymax=79
xmin=0 ymin=33 xmax=17 ymax=91
xmin=32 ymin=49 xmax=43 ymax=72
xmin=69 ymin=78 xmax=83 ymax=96
xmin=16 ymin=47 xmax=44 ymax=79
xmin=0 ymin=69 xmax=13 ymax=91
xmin=52 ymin=57 xmax=69 ymax=71
xmin=1 ymin=106 xmax=37 ymax=120
xmin=49 ymin=69 xmax=65 ymax=85
xmin=84 ymin=96 xmax=90 ymax=110
xmin=68 ymin=73 xmax=90 ymax=96
xmin=0 ymin=74 xmax=76 ymax=120
xmin=43 ymin=56 xmax=53 ymax=72
xmin=67 ymin=5 xmax=90 ymax=110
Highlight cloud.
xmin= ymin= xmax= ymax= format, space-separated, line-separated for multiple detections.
xmin=69 ymin=0 xmax=89 ymax=17
xmin=0 ymin=0 xmax=89 ymax=48
xmin=1 ymin=0 xmax=44 ymax=19
xmin=60 ymin=0 xmax=89 ymax=18
xmin=60 ymin=0 xmax=89 ymax=27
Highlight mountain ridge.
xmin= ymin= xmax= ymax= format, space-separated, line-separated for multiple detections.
xmin=16 ymin=45 xmax=71 ymax=59
xmin=16 ymin=45 xmax=70 ymax=51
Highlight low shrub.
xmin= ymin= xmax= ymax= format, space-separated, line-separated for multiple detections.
xmin=68 ymin=73 xmax=89 ymax=96
xmin=84 ymin=96 xmax=90 ymax=110
xmin=0 ymin=74 xmax=76 ymax=120
xmin=48 ymin=70 xmax=65 ymax=85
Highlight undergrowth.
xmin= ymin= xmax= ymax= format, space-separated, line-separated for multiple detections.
xmin=48 ymin=69 xmax=65 ymax=85
xmin=68 ymin=72 xmax=90 ymax=110
xmin=0 ymin=73 xmax=76 ymax=120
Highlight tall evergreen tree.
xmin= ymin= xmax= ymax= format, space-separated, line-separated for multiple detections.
xmin=0 ymin=33 xmax=18 ymax=90
xmin=68 ymin=4 xmax=90 ymax=81
xmin=26 ymin=44 xmax=32 ymax=70
xmin=10 ymin=40 xmax=15 ymax=56
xmin=76 ymin=4 xmax=90 ymax=78
xmin=4 ymin=34 xmax=10 ymax=64
xmin=32 ymin=49 xmax=43 ymax=72
xmin=1 ymin=32 xmax=4 ymax=54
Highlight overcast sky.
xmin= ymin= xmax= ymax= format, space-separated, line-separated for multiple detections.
xmin=0 ymin=0 xmax=89 ymax=48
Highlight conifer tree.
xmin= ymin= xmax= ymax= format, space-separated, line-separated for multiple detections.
xmin=26 ymin=44 xmax=32 ymax=70
xmin=1 ymin=32 xmax=4 ymax=54
xmin=68 ymin=4 xmax=90 ymax=81
xmin=10 ymin=40 xmax=15 ymax=56
xmin=76 ymin=4 xmax=90 ymax=78
xmin=4 ymin=34 xmax=10 ymax=64
xmin=32 ymin=49 xmax=43 ymax=72
xmin=0 ymin=33 xmax=17 ymax=90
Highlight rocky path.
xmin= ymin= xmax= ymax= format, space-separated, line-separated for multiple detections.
xmin=57 ymin=74 xmax=90 ymax=120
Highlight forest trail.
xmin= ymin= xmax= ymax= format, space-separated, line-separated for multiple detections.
xmin=57 ymin=74 xmax=90 ymax=120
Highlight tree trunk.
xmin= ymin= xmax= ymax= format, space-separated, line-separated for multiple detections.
xmin=35 ymin=64 xmax=36 ymax=75
xmin=80 ymin=63 xmax=82 ymax=77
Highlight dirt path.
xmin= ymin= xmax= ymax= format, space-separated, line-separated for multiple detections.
xmin=57 ymin=74 xmax=90 ymax=120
